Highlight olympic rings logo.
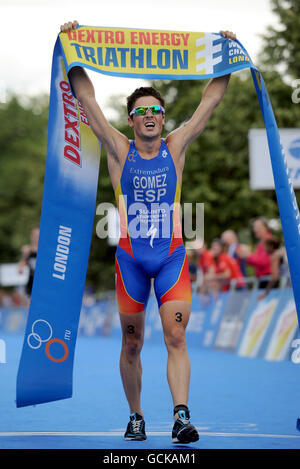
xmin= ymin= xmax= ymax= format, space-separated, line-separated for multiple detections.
xmin=27 ymin=319 xmax=69 ymax=363
xmin=27 ymin=319 xmax=52 ymax=349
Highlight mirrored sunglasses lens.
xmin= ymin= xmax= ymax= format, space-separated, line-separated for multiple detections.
xmin=150 ymin=106 xmax=161 ymax=114
xmin=135 ymin=107 xmax=147 ymax=115
xmin=133 ymin=105 xmax=163 ymax=115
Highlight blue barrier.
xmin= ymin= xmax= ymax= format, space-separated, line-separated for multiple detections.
xmin=236 ymin=288 xmax=299 ymax=361
xmin=0 ymin=287 xmax=298 ymax=361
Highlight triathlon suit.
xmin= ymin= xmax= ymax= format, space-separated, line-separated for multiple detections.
xmin=25 ymin=249 xmax=37 ymax=296
xmin=115 ymin=139 xmax=191 ymax=314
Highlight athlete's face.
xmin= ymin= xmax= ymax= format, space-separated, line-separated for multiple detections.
xmin=128 ymin=96 xmax=165 ymax=139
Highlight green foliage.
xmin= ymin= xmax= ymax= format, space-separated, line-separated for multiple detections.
xmin=259 ymin=0 xmax=300 ymax=78
xmin=0 ymin=95 xmax=48 ymax=262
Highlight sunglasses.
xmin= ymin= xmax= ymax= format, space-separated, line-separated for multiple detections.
xmin=129 ymin=105 xmax=165 ymax=117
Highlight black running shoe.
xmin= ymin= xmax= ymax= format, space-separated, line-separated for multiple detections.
xmin=172 ymin=409 xmax=199 ymax=444
xmin=124 ymin=412 xmax=147 ymax=441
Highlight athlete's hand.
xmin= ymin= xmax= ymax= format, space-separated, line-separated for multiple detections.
xmin=220 ymin=30 xmax=236 ymax=40
xmin=60 ymin=21 xmax=79 ymax=33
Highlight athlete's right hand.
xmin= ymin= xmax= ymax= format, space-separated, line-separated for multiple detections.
xmin=60 ymin=21 xmax=78 ymax=33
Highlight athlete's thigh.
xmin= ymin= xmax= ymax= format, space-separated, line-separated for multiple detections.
xmin=154 ymin=244 xmax=191 ymax=310
xmin=154 ymin=244 xmax=192 ymax=336
xmin=159 ymin=300 xmax=191 ymax=337
xmin=115 ymin=246 xmax=151 ymax=315
xmin=115 ymin=246 xmax=150 ymax=341
xmin=119 ymin=310 xmax=146 ymax=343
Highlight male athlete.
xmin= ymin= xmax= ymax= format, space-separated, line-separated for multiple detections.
xmin=60 ymin=21 xmax=236 ymax=444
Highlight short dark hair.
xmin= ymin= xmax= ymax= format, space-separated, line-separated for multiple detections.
xmin=126 ymin=86 xmax=165 ymax=116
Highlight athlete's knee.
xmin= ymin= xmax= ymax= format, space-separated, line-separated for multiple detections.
xmin=122 ymin=332 xmax=144 ymax=357
xmin=163 ymin=327 xmax=187 ymax=351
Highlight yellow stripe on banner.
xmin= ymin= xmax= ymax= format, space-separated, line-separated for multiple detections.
xmin=197 ymin=44 xmax=206 ymax=52
xmin=245 ymin=304 xmax=275 ymax=355
xmin=59 ymin=26 xmax=208 ymax=77
xmin=270 ymin=317 xmax=298 ymax=360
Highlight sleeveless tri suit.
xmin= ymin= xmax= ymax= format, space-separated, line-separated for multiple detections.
xmin=115 ymin=139 xmax=191 ymax=314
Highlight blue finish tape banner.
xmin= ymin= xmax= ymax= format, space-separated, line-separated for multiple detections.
xmin=251 ymin=69 xmax=300 ymax=323
xmin=16 ymin=38 xmax=101 ymax=407
xmin=16 ymin=25 xmax=300 ymax=407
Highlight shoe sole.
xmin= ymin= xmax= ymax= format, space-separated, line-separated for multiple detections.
xmin=124 ymin=436 xmax=147 ymax=441
xmin=172 ymin=426 xmax=199 ymax=444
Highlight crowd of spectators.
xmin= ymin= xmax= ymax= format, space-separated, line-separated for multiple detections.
xmin=187 ymin=217 xmax=289 ymax=297
xmin=0 ymin=217 xmax=291 ymax=308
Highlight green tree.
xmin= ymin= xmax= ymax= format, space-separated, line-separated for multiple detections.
xmin=259 ymin=0 xmax=300 ymax=78
xmin=0 ymin=95 xmax=48 ymax=262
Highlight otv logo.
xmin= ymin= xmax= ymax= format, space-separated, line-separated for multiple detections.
xmin=27 ymin=319 xmax=69 ymax=363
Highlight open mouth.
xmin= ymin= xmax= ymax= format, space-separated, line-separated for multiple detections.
xmin=144 ymin=121 xmax=155 ymax=129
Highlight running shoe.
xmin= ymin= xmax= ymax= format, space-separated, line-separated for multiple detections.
xmin=172 ymin=409 xmax=199 ymax=444
xmin=124 ymin=412 xmax=147 ymax=441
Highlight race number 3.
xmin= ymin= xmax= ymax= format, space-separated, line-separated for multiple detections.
xmin=175 ymin=312 xmax=183 ymax=322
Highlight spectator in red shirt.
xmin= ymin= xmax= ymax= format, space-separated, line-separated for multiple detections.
xmin=187 ymin=240 xmax=215 ymax=294
xmin=221 ymin=229 xmax=247 ymax=276
xmin=258 ymin=236 xmax=288 ymax=300
xmin=240 ymin=217 xmax=272 ymax=288
xmin=205 ymin=239 xmax=245 ymax=292
xmin=196 ymin=243 xmax=215 ymax=275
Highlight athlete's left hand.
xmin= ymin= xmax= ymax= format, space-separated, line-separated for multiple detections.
xmin=220 ymin=30 xmax=236 ymax=40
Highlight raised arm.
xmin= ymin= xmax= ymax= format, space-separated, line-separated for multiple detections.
xmin=60 ymin=21 xmax=129 ymax=165
xmin=166 ymin=30 xmax=236 ymax=156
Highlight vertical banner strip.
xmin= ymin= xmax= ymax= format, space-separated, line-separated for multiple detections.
xmin=16 ymin=26 xmax=300 ymax=407
xmin=251 ymin=69 xmax=300 ymax=321
xmin=16 ymin=38 xmax=101 ymax=407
